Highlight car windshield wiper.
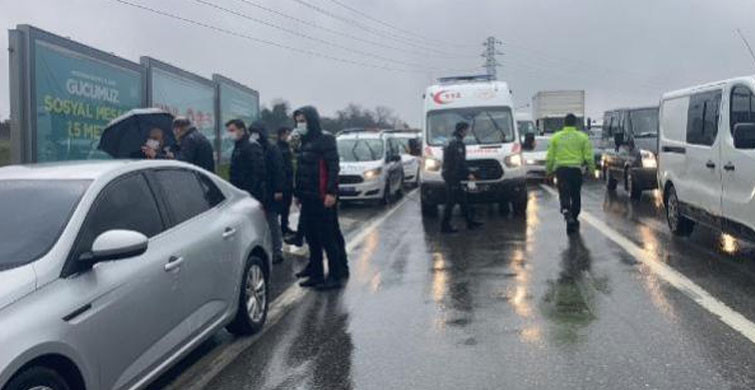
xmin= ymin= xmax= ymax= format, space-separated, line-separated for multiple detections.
xmin=363 ymin=141 xmax=378 ymax=161
xmin=468 ymin=116 xmax=482 ymax=144
xmin=634 ymin=132 xmax=657 ymax=138
xmin=484 ymin=111 xmax=508 ymax=142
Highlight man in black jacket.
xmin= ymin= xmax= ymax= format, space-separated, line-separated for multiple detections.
xmin=293 ymin=106 xmax=348 ymax=289
xmin=441 ymin=121 xmax=482 ymax=233
xmin=277 ymin=126 xmax=296 ymax=236
xmin=250 ymin=121 xmax=286 ymax=264
xmin=227 ymin=119 xmax=267 ymax=204
xmin=172 ymin=117 xmax=215 ymax=172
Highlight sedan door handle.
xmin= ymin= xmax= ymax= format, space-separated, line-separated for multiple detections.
xmin=705 ymin=160 xmax=716 ymax=169
xmin=222 ymin=227 xmax=237 ymax=239
xmin=164 ymin=256 xmax=184 ymax=272
xmin=724 ymin=163 xmax=736 ymax=171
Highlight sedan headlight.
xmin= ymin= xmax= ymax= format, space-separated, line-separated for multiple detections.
xmin=640 ymin=149 xmax=657 ymax=168
xmin=504 ymin=153 xmax=523 ymax=168
xmin=424 ymin=157 xmax=442 ymax=172
xmin=526 ymin=159 xmax=536 ymax=165
xmin=363 ymin=167 xmax=382 ymax=180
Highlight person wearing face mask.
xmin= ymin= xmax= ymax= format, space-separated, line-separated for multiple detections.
xmin=292 ymin=106 xmax=349 ymax=289
xmin=249 ymin=120 xmax=286 ymax=264
xmin=139 ymin=128 xmax=170 ymax=159
xmin=172 ymin=116 xmax=215 ymax=172
xmin=227 ymin=119 xmax=267 ymax=208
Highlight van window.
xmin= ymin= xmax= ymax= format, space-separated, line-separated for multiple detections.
xmin=661 ymin=97 xmax=688 ymax=142
xmin=730 ymin=86 xmax=755 ymax=134
xmin=686 ymin=91 xmax=721 ymax=146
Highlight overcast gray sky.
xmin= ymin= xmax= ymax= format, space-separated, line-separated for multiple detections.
xmin=2 ymin=0 xmax=755 ymax=126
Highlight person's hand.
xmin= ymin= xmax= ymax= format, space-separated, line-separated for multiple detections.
xmin=141 ymin=146 xmax=157 ymax=159
xmin=294 ymin=197 xmax=301 ymax=208
xmin=165 ymin=151 xmax=175 ymax=159
xmin=323 ymin=194 xmax=337 ymax=208
xmin=274 ymin=192 xmax=283 ymax=201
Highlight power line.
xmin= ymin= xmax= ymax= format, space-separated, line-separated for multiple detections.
xmin=227 ymin=0 xmax=465 ymax=59
xmin=287 ymin=0 xmax=464 ymax=57
xmin=110 ymin=0 xmax=476 ymax=74
xmin=192 ymin=0 xmax=458 ymax=70
xmin=482 ymin=36 xmax=503 ymax=79
xmin=321 ymin=0 xmax=467 ymax=48
xmin=736 ymin=28 xmax=755 ymax=70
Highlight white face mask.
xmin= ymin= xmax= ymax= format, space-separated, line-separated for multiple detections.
xmin=249 ymin=132 xmax=260 ymax=142
xmin=295 ymin=122 xmax=308 ymax=135
xmin=146 ymin=139 xmax=161 ymax=150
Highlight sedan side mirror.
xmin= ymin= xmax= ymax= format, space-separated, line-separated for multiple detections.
xmin=80 ymin=229 xmax=148 ymax=265
xmin=733 ymin=123 xmax=755 ymax=149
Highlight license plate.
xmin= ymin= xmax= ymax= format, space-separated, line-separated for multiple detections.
xmin=340 ymin=187 xmax=357 ymax=195
xmin=467 ymin=184 xmax=487 ymax=193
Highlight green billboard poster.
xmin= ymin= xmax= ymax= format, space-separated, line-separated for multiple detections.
xmin=150 ymin=67 xmax=216 ymax=152
xmin=217 ymin=79 xmax=259 ymax=162
xmin=34 ymin=41 xmax=142 ymax=161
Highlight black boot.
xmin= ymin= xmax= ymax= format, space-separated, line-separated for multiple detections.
xmin=468 ymin=220 xmax=484 ymax=230
xmin=441 ymin=224 xmax=459 ymax=234
xmin=299 ymin=277 xmax=324 ymax=288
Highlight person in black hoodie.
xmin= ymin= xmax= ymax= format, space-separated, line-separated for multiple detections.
xmin=292 ymin=106 xmax=349 ymax=289
xmin=249 ymin=120 xmax=286 ymax=264
xmin=172 ymin=116 xmax=215 ymax=172
xmin=277 ymin=126 xmax=296 ymax=236
xmin=227 ymin=119 xmax=267 ymax=204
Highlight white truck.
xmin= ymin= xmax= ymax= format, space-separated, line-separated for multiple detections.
xmin=532 ymin=90 xmax=586 ymax=134
xmin=420 ymin=75 xmax=527 ymax=217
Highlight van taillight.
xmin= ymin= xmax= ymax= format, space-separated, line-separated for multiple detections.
xmin=511 ymin=143 xmax=522 ymax=154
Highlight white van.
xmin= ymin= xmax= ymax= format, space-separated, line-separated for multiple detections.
xmin=336 ymin=130 xmax=404 ymax=204
xmin=658 ymin=75 xmax=755 ymax=239
xmin=420 ymin=75 xmax=527 ymax=216
xmin=387 ymin=130 xmax=422 ymax=186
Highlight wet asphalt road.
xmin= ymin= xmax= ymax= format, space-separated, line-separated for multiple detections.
xmin=154 ymin=181 xmax=755 ymax=390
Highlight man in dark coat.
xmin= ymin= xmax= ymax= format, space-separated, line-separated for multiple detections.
xmin=172 ymin=116 xmax=215 ymax=172
xmin=292 ymin=106 xmax=348 ymax=289
xmin=277 ymin=126 xmax=296 ymax=236
xmin=441 ymin=121 xmax=482 ymax=233
xmin=226 ymin=119 xmax=267 ymax=204
xmin=250 ymin=121 xmax=286 ymax=264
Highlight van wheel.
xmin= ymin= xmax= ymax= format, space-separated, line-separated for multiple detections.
xmin=627 ymin=171 xmax=642 ymax=200
xmin=5 ymin=366 xmax=71 ymax=390
xmin=606 ymin=169 xmax=618 ymax=191
xmin=227 ymin=255 xmax=268 ymax=335
xmin=665 ymin=185 xmax=694 ymax=237
xmin=421 ymin=200 xmax=438 ymax=217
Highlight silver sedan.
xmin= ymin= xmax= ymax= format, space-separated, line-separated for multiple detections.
xmin=0 ymin=160 xmax=272 ymax=390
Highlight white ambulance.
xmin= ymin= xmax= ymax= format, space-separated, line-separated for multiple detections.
xmin=420 ymin=75 xmax=527 ymax=216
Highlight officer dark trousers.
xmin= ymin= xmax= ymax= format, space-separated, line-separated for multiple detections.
xmin=556 ymin=167 xmax=583 ymax=219
xmin=441 ymin=183 xmax=473 ymax=228
xmin=301 ymin=197 xmax=345 ymax=280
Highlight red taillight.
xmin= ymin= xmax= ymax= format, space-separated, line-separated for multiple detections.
xmin=511 ymin=142 xmax=522 ymax=154
xmin=424 ymin=146 xmax=434 ymax=157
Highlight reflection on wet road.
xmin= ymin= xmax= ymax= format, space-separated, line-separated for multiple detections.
xmin=164 ymin=183 xmax=755 ymax=389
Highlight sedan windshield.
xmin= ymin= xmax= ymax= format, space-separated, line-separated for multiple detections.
xmin=427 ymin=107 xmax=515 ymax=146
xmin=338 ymin=138 xmax=385 ymax=162
xmin=629 ymin=108 xmax=659 ymax=137
xmin=0 ymin=180 xmax=90 ymax=271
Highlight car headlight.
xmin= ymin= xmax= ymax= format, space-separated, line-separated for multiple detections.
xmin=526 ymin=158 xmax=536 ymax=165
xmin=640 ymin=149 xmax=657 ymax=168
xmin=424 ymin=157 xmax=442 ymax=172
xmin=504 ymin=153 xmax=523 ymax=168
xmin=363 ymin=167 xmax=382 ymax=180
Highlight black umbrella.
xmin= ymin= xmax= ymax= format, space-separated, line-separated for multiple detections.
xmin=99 ymin=108 xmax=176 ymax=158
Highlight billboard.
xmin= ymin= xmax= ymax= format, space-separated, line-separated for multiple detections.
xmin=214 ymin=74 xmax=259 ymax=163
xmin=9 ymin=25 xmax=144 ymax=162
xmin=143 ymin=57 xmax=216 ymax=159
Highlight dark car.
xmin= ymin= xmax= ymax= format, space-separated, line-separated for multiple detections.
xmin=601 ymin=106 xmax=659 ymax=199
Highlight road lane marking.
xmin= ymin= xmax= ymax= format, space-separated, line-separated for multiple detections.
xmin=164 ymin=189 xmax=417 ymax=390
xmin=540 ymin=184 xmax=755 ymax=345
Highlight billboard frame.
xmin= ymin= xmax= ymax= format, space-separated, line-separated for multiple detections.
xmin=212 ymin=73 xmax=259 ymax=162
xmin=8 ymin=24 xmax=145 ymax=163
xmin=141 ymin=56 xmax=218 ymax=162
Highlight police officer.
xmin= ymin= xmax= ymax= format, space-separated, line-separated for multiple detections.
xmin=441 ymin=121 xmax=483 ymax=233
xmin=545 ymin=113 xmax=595 ymax=234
